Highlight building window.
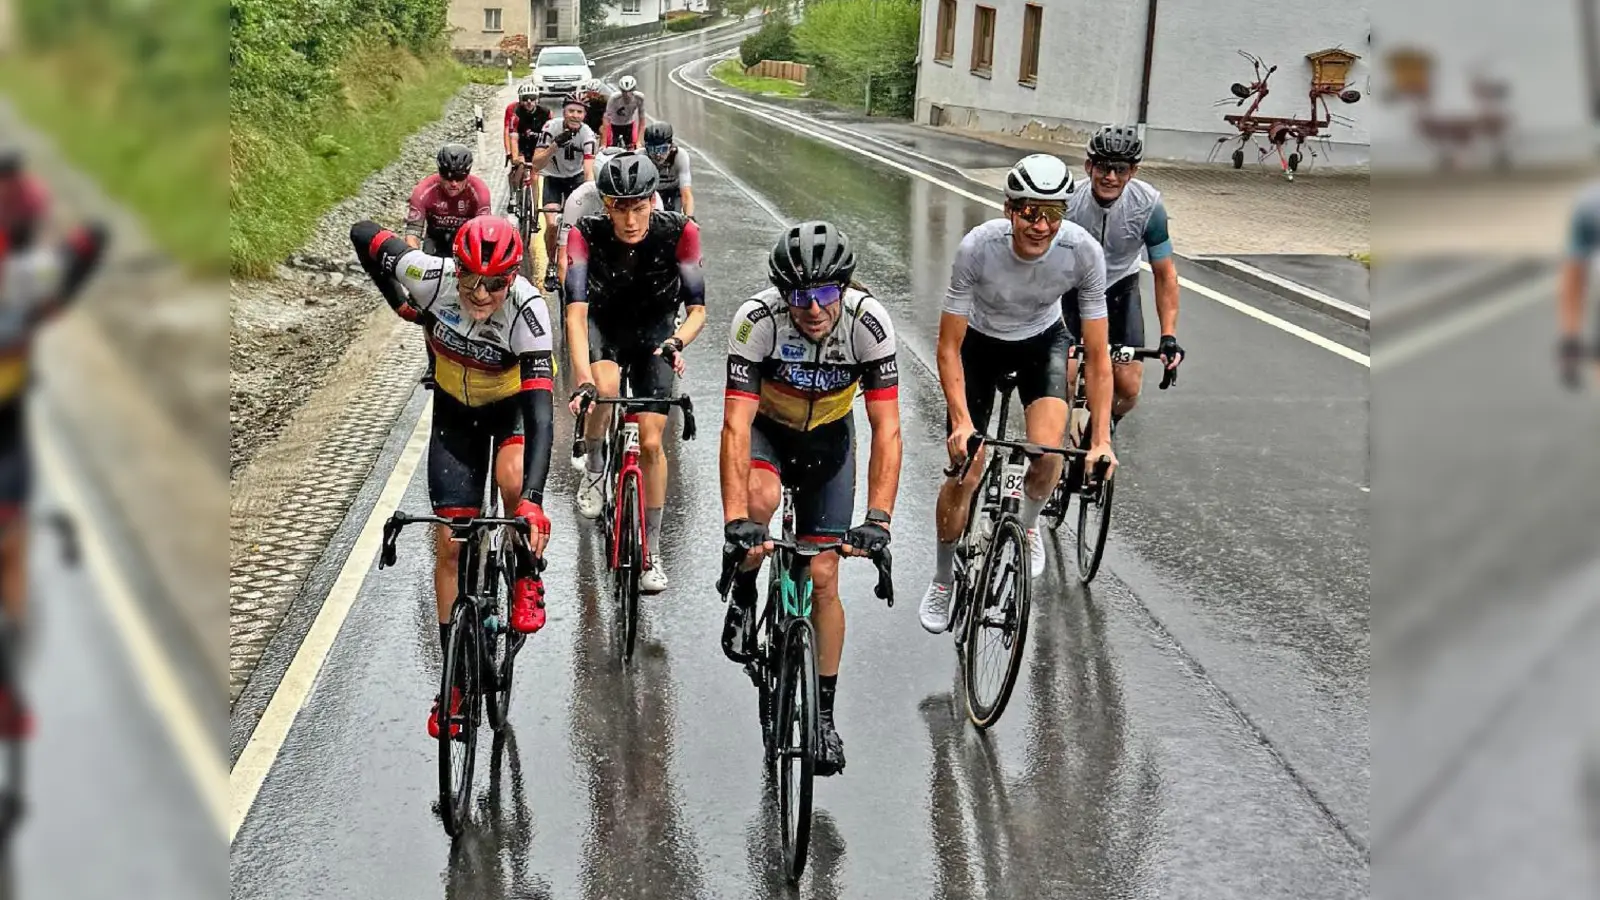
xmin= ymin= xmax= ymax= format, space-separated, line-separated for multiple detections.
xmin=971 ymin=5 xmax=995 ymax=76
xmin=1019 ymin=4 xmax=1041 ymax=86
xmin=935 ymin=0 xmax=956 ymax=64
xmin=484 ymin=7 xmax=503 ymax=31
xmin=545 ymin=7 xmax=559 ymax=38
xmin=622 ymin=0 xmax=641 ymax=13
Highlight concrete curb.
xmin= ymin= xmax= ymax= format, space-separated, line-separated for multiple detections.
xmin=1369 ymin=259 xmax=1552 ymax=335
xmin=1190 ymin=256 xmax=1370 ymax=330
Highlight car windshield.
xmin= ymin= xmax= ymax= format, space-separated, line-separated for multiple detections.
xmin=538 ymin=50 xmax=587 ymax=67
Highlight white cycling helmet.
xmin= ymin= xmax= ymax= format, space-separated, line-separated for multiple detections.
xmin=618 ymin=75 xmax=638 ymax=92
xmin=594 ymin=146 xmax=625 ymax=172
xmin=517 ymin=81 xmax=538 ymax=100
xmin=1003 ymin=153 xmax=1074 ymax=202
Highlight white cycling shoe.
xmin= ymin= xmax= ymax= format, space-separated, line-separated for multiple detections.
xmin=1027 ymin=527 xmax=1046 ymax=578
xmin=918 ymin=580 xmax=954 ymax=634
xmin=640 ymin=553 xmax=668 ymax=594
xmin=576 ymin=473 xmax=605 ymax=520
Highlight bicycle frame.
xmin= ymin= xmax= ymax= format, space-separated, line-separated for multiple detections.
xmin=574 ymin=380 xmax=696 ymax=571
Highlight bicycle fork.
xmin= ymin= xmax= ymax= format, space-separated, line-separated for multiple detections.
xmin=607 ymin=416 xmax=645 ymax=570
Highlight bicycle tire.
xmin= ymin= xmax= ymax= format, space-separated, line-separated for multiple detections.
xmin=961 ymin=517 xmax=1032 ymax=729
xmin=1043 ymin=471 xmax=1073 ymax=533
xmin=1076 ymin=468 xmax=1116 ymax=583
xmin=485 ymin=542 xmax=522 ymax=733
xmin=613 ymin=473 xmax=642 ymax=664
xmin=439 ymin=601 xmax=481 ymax=838
xmin=774 ymin=618 xmax=818 ymax=884
xmin=517 ymin=183 xmax=536 ymax=280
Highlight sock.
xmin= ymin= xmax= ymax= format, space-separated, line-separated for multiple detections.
xmin=733 ymin=567 xmax=759 ymax=603
xmin=1021 ymin=492 xmax=1046 ymax=530
xmin=438 ymin=623 xmax=450 ymax=655
xmin=819 ymin=675 xmax=838 ymax=715
xmin=934 ymin=540 xmax=958 ymax=583
xmin=645 ymin=507 xmax=663 ymax=556
xmin=585 ymin=446 xmax=606 ymax=475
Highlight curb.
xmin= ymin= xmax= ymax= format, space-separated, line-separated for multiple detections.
xmin=1189 ymin=256 xmax=1370 ymax=330
xmin=1369 ymin=259 xmax=1552 ymax=335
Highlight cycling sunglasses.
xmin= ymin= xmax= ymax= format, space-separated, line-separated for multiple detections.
xmin=1011 ymin=202 xmax=1065 ymax=225
xmin=457 ymin=271 xmax=512 ymax=293
xmin=785 ymin=283 xmax=845 ymax=309
xmin=1091 ymin=159 xmax=1134 ymax=177
xmin=645 ymin=143 xmax=671 ymax=156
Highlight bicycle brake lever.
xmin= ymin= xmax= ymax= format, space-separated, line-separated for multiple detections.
xmin=1160 ymin=364 xmax=1178 ymax=390
xmin=379 ymin=518 xmax=401 ymax=569
xmin=679 ymin=396 xmax=697 ymax=441
xmin=874 ymin=547 xmax=894 ymax=607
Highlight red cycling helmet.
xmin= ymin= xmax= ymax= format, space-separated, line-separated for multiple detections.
xmin=452 ymin=215 xmax=524 ymax=277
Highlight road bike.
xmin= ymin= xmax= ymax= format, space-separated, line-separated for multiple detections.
xmin=378 ymin=435 xmax=538 ymax=839
xmin=717 ymin=487 xmax=893 ymax=884
xmin=1043 ymin=344 xmax=1172 ymax=582
xmin=573 ymin=371 xmax=695 ymax=665
xmin=944 ymin=372 xmax=1094 ymax=729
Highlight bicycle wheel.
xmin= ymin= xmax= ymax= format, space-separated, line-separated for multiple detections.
xmin=612 ymin=473 xmax=642 ymax=664
xmin=484 ymin=543 xmax=523 ymax=733
xmin=438 ymin=601 xmax=481 ymax=838
xmin=1076 ymin=467 xmax=1116 ymax=583
xmin=1043 ymin=469 xmax=1073 ymax=533
xmin=961 ymin=518 xmax=1032 ymax=729
xmin=517 ymin=185 xmax=535 ymax=280
xmin=773 ymin=618 xmax=818 ymax=884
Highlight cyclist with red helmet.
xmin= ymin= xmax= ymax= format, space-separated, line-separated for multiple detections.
xmin=349 ymin=215 xmax=556 ymax=738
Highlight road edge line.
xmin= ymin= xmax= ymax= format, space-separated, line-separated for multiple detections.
xmin=1190 ymin=256 xmax=1370 ymax=330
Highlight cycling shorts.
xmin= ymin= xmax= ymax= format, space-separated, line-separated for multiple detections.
xmin=542 ymin=173 xmax=585 ymax=210
xmin=0 ymin=404 xmax=29 ymax=520
xmin=949 ymin=321 xmax=1071 ymax=437
xmin=751 ymin=414 xmax=855 ymax=539
xmin=587 ymin=314 xmax=676 ymax=401
xmin=1063 ymin=272 xmax=1145 ymax=351
xmin=602 ymin=125 xmax=633 ymax=149
xmin=658 ymin=188 xmax=682 ymax=214
xmin=429 ymin=391 xmax=524 ymax=517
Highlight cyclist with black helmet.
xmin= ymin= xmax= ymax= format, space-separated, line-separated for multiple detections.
xmin=504 ymin=82 xmax=554 ymax=217
xmin=918 ymin=153 xmax=1117 ymax=634
xmin=720 ymin=221 xmax=901 ymax=776
xmin=405 ymin=143 xmax=492 ymax=254
xmin=643 ymin=122 xmax=693 ymax=217
xmin=556 ymin=147 xmax=662 ymax=295
xmin=349 ymin=215 xmax=556 ymax=739
xmin=531 ymin=93 xmax=599 ymax=289
xmin=602 ymin=75 xmax=646 ymax=150
xmin=564 ymin=152 xmax=706 ymax=594
xmin=0 ymin=150 xmax=49 ymax=251
xmin=1063 ymin=125 xmax=1184 ymax=439
xmin=578 ymin=79 xmax=611 ymax=135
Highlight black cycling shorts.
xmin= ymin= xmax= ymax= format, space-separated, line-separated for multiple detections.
xmin=428 ymin=391 xmax=524 ymax=517
xmin=587 ymin=314 xmax=675 ymax=401
xmin=1063 ymin=272 xmax=1146 ymax=351
xmin=541 ymin=173 xmax=585 ymax=210
xmin=602 ymin=125 xmax=633 ymax=149
xmin=658 ymin=188 xmax=682 ymax=213
xmin=0 ymin=405 xmax=29 ymax=519
xmin=949 ymin=321 xmax=1071 ymax=437
xmin=750 ymin=415 xmax=855 ymax=540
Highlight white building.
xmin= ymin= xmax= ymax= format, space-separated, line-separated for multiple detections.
xmin=448 ymin=0 xmax=580 ymax=62
xmin=601 ymin=0 xmax=661 ymax=29
xmin=914 ymin=0 xmax=1371 ymax=165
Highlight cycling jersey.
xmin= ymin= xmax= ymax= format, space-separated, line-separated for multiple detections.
xmin=583 ymin=97 xmax=608 ymax=134
xmin=1569 ymin=182 xmax=1600 ymax=258
xmin=559 ymin=182 xmax=662 ymax=250
xmin=0 ymin=225 xmax=107 ymax=405
xmin=604 ymin=91 xmax=645 ymax=126
xmin=1066 ymin=178 xmax=1173 ymax=284
xmin=505 ymin=101 xmax=553 ymax=154
xmin=566 ymin=212 xmax=704 ymax=331
xmin=404 ymin=174 xmax=492 ymax=249
xmin=537 ymin=120 xmax=597 ymax=179
xmin=725 ymin=287 xmax=899 ymax=431
xmin=945 ymin=218 xmax=1107 ymax=340
xmin=652 ymin=149 xmax=691 ymax=192
xmin=0 ymin=175 xmax=47 ymax=249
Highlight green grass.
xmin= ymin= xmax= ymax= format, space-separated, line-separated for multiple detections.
xmin=1353 ymin=252 xmax=1370 ymax=269
xmin=231 ymin=46 xmax=471 ymax=277
xmin=465 ymin=64 xmax=518 ymax=85
xmin=709 ymin=59 xmax=805 ymax=98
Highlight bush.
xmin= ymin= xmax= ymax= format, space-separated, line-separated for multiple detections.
xmin=739 ymin=19 xmax=796 ymax=69
xmin=666 ymin=13 xmax=712 ymax=33
xmin=794 ymin=0 xmax=919 ymax=116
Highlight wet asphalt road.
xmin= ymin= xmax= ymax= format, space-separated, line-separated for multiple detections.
xmin=231 ymin=28 xmax=1370 ymax=899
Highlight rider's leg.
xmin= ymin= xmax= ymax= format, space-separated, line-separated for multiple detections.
xmin=636 ymin=411 xmax=669 ymax=556
xmin=1109 ymin=276 xmax=1146 ymax=422
xmin=584 ymin=360 xmax=621 ymax=462
xmin=1021 ymin=396 xmax=1068 ymax=526
xmin=1113 ymin=360 xmax=1144 ymax=419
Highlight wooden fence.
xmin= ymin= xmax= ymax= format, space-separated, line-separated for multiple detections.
xmin=746 ymin=59 xmax=810 ymax=84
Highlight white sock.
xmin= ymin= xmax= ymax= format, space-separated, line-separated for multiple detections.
xmin=1021 ymin=492 xmax=1046 ymax=531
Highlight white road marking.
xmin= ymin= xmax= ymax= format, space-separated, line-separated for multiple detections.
xmin=670 ymin=55 xmax=1370 ymax=368
xmin=229 ymin=401 xmax=432 ymax=843
xmin=34 ymin=416 xmax=231 ymax=836
xmin=1372 ymin=277 xmax=1554 ymax=371
xmin=1201 ymin=256 xmax=1370 ymax=325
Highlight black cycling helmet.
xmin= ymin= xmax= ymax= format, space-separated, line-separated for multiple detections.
xmin=643 ymin=122 xmax=674 ymax=146
xmin=769 ymin=221 xmax=855 ymax=289
xmin=595 ymin=152 xmax=659 ymax=199
xmin=1087 ymin=125 xmax=1143 ymax=164
xmin=436 ymin=143 xmax=473 ymax=179
xmin=0 ymin=149 xmax=19 ymax=176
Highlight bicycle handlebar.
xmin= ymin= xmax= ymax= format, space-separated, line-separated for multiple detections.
xmin=717 ymin=539 xmax=895 ymax=607
xmin=1072 ymin=343 xmax=1178 ymax=389
xmin=942 ymin=433 xmax=1112 ymax=489
xmin=378 ymin=511 xmax=542 ymax=571
xmin=573 ymin=391 xmax=697 ymax=443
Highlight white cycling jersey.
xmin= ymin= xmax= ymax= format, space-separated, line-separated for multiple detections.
xmin=944 ymin=218 xmax=1107 ymax=340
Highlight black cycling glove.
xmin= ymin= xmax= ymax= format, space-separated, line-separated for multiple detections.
xmin=1158 ymin=334 xmax=1184 ymax=389
xmin=842 ymin=522 xmax=890 ymax=555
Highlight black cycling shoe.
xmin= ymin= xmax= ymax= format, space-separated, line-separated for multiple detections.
xmin=543 ymin=262 xmax=560 ymax=293
xmin=816 ymin=711 xmax=846 ymax=777
xmin=721 ymin=594 xmax=757 ymax=664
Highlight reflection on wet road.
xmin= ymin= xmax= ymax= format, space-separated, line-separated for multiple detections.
xmin=231 ymin=24 xmax=1369 ymax=899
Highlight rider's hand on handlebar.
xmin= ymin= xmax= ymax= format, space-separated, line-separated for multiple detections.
xmin=569 ymin=382 xmax=598 ymax=416
xmin=1086 ymin=441 xmax=1118 ymax=481
xmin=724 ymin=518 xmax=773 ymax=566
xmin=1158 ymin=334 xmax=1184 ymax=389
xmin=946 ymin=421 xmax=977 ymax=470
xmin=841 ymin=521 xmax=890 ymax=558
xmin=515 ymin=499 xmax=551 ymax=556
xmin=656 ymin=336 xmax=686 ymax=375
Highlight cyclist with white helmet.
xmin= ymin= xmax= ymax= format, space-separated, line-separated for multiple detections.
xmin=1063 ymin=125 xmax=1184 ymax=439
xmin=504 ymin=81 xmax=553 ymax=216
xmin=602 ymin=75 xmax=646 ymax=150
xmin=917 ymin=153 xmax=1117 ymax=634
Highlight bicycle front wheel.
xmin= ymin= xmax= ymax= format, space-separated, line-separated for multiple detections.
xmin=485 ymin=542 xmax=523 ymax=733
xmin=773 ymin=618 xmax=818 ymax=884
xmin=439 ymin=601 xmax=481 ymax=838
xmin=1076 ymin=467 xmax=1116 ymax=583
xmin=962 ymin=518 xmax=1032 ymax=729
xmin=612 ymin=473 xmax=642 ymax=664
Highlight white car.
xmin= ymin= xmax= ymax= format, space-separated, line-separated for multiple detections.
xmin=533 ymin=46 xmax=593 ymax=99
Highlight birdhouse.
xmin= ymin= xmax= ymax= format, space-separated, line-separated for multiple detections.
xmin=1307 ymin=48 xmax=1360 ymax=93
xmin=1384 ymin=47 xmax=1433 ymax=100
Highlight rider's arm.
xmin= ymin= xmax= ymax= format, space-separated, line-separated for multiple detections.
xmin=1145 ymin=200 xmax=1179 ymax=336
xmin=856 ymin=298 xmax=903 ymax=518
xmin=510 ymin=297 xmax=557 ymax=504
xmin=676 ymin=154 xmax=694 ymax=217
xmin=470 ymin=177 xmax=493 ymax=219
xmin=557 ymin=189 xmax=584 ymax=280
xmin=403 ymin=179 xmax=429 ymax=250
xmin=582 ymin=130 xmax=597 ymax=181
xmin=564 ymin=225 xmax=595 ymax=386
xmin=504 ymin=104 xmax=520 ymax=159
xmin=1563 ymin=203 xmax=1598 ymax=338
xmin=1074 ymin=240 xmax=1114 ymax=446
xmin=27 ymin=223 xmax=108 ymax=325
xmin=720 ymin=299 xmax=771 ymax=522
xmin=938 ymin=234 xmax=981 ymax=428
xmin=669 ymin=219 xmax=708 ymax=346
xmin=349 ymin=220 xmax=441 ymax=324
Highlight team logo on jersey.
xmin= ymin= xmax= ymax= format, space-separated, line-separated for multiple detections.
xmin=405 ymin=264 xmax=425 ymax=280
xmin=745 ymin=303 xmax=771 ymax=324
xmin=520 ymin=305 xmax=546 ymax=337
xmin=734 ymin=321 xmax=753 ymax=344
xmin=438 ymin=307 xmax=463 ymax=326
xmin=859 ymin=312 xmax=887 ymax=343
xmin=776 ymin=363 xmax=854 ymax=392
xmin=780 ymin=343 xmax=805 ymax=361
xmin=423 ymin=268 xmax=443 ymax=281
xmin=458 ymin=200 xmax=468 ymax=211
xmin=824 ymin=346 xmax=847 ymax=363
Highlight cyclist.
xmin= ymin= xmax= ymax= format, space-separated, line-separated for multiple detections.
xmin=405 ymin=143 xmax=492 ymax=254
xmin=1560 ymin=181 xmax=1600 ymax=386
xmin=556 ymin=147 xmax=663 ymax=294
xmin=564 ymin=153 xmax=706 ymax=593
xmin=349 ymin=215 xmax=556 ymax=738
xmin=0 ymin=150 xmax=49 ymax=250
xmin=917 ymin=154 xmax=1117 ymax=634
xmin=504 ymin=82 xmax=553 ymax=217
xmin=720 ymin=221 xmax=900 ymax=776
xmin=0 ymin=219 xmax=109 ymax=735
xmin=1064 ymin=125 xmax=1184 ymax=438
xmin=602 ymin=75 xmax=646 ymax=150
xmin=643 ymin=122 xmax=694 ymax=217
xmin=531 ymin=92 xmax=598 ymax=291
xmin=579 ymin=79 xmax=611 ymax=135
